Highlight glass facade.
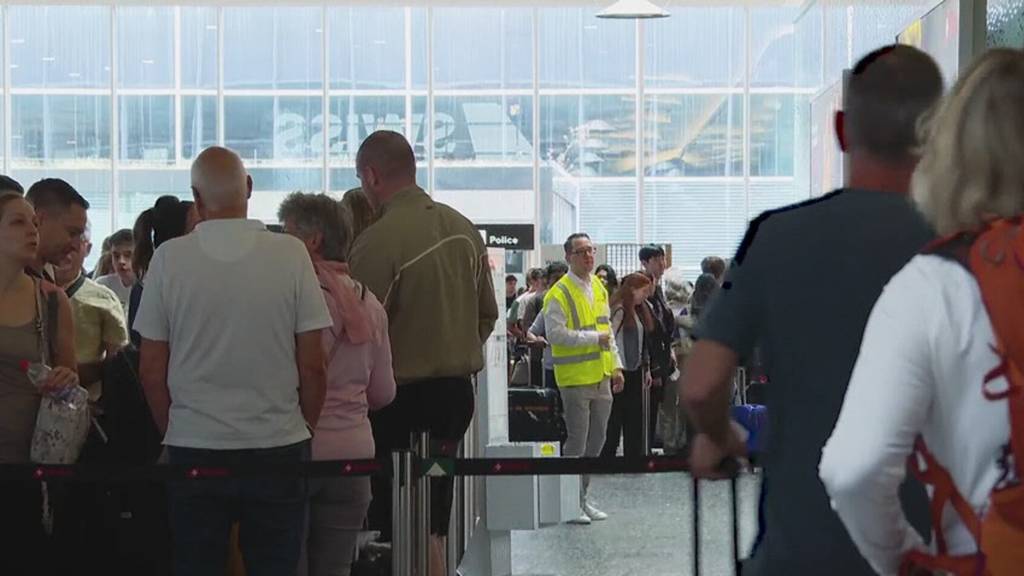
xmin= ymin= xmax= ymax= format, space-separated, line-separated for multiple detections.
xmin=1 ymin=4 xmax=818 ymax=274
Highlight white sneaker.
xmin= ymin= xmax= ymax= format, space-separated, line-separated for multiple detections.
xmin=584 ymin=502 xmax=609 ymax=521
xmin=567 ymin=511 xmax=592 ymax=525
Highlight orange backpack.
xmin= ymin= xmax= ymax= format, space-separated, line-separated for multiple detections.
xmin=901 ymin=218 xmax=1024 ymax=576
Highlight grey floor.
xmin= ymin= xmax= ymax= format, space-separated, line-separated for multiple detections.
xmin=510 ymin=472 xmax=761 ymax=576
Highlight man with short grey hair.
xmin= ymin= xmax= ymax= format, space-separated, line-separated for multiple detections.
xmin=682 ymin=45 xmax=940 ymax=575
xmin=350 ymin=130 xmax=497 ymax=576
xmin=136 ymin=146 xmax=331 ymax=576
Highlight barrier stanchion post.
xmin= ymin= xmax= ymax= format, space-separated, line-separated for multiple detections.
xmin=393 ymin=451 xmax=412 ymax=576
xmin=415 ymin=431 xmax=431 ymax=576
xmin=641 ymin=385 xmax=651 ymax=455
xmin=731 ymin=475 xmax=741 ymax=575
xmin=692 ymin=476 xmax=701 ymax=576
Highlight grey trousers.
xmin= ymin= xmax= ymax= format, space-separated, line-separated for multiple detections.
xmin=299 ymin=476 xmax=372 ymax=576
xmin=559 ymin=380 xmax=613 ymax=507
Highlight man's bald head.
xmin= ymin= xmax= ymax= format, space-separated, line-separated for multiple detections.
xmin=355 ymin=131 xmax=417 ymax=207
xmin=191 ymin=146 xmax=252 ymax=214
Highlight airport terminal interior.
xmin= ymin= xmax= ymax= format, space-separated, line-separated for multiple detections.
xmin=2 ymin=0 xmax=1024 ymax=575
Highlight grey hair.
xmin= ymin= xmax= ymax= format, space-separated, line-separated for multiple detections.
xmin=277 ymin=192 xmax=352 ymax=262
xmin=912 ymin=49 xmax=1024 ymax=235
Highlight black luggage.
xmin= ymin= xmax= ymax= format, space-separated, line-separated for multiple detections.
xmin=508 ymin=387 xmax=566 ymax=442
xmin=57 ymin=345 xmax=172 ymax=575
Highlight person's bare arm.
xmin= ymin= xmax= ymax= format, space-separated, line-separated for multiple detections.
xmin=140 ymin=338 xmax=171 ymax=437
xmin=296 ymin=329 xmax=327 ymax=430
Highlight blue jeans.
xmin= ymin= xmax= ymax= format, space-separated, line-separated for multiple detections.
xmin=167 ymin=440 xmax=310 ymax=576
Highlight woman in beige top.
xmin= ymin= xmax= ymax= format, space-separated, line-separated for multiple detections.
xmin=0 ymin=191 xmax=79 ymax=570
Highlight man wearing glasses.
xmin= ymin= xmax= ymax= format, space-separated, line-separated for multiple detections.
xmin=543 ymin=233 xmax=625 ymax=525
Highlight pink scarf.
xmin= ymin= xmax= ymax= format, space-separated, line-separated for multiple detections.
xmin=314 ymin=260 xmax=372 ymax=346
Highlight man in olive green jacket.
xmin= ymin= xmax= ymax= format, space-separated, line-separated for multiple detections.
xmin=350 ymin=131 xmax=497 ymax=576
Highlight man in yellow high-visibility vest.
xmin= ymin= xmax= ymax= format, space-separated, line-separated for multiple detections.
xmin=543 ymin=233 xmax=625 ymax=525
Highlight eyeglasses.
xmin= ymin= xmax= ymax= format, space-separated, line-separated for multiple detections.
xmin=572 ymin=246 xmax=596 ymax=256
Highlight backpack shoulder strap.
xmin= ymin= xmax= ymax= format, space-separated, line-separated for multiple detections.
xmin=967 ymin=218 xmax=1024 ymax=471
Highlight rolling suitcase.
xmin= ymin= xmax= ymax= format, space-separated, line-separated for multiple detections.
xmin=730 ymin=404 xmax=768 ymax=454
xmin=692 ymin=474 xmax=745 ymax=576
xmin=508 ymin=386 xmax=566 ymax=442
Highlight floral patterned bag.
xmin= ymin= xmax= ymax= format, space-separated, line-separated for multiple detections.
xmin=29 ymin=280 xmax=91 ymax=465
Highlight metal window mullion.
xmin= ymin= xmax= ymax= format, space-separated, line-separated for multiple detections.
xmin=174 ymin=6 xmax=182 ymax=166
xmin=531 ymin=6 xmax=540 ymax=264
xmin=426 ymin=6 xmax=434 ymax=196
xmin=322 ymin=5 xmax=329 ymax=193
xmin=744 ymin=6 xmax=752 ymax=222
xmin=3 ymin=5 xmax=11 ymax=175
xmin=111 ymin=5 xmax=120 ymax=231
xmin=635 ymin=18 xmax=644 ymax=245
xmin=217 ymin=6 xmax=224 ymax=146
xmin=405 ymin=7 xmax=413 ymax=147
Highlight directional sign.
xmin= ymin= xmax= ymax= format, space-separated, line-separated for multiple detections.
xmin=475 ymin=224 xmax=535 ymax=251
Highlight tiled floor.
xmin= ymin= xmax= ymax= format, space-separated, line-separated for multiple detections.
xmin=510 ymin=472 xmax=761 ymax=576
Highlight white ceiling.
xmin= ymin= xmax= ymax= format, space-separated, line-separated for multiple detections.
xmin=1 ymin=0 xmax=810 ymax=8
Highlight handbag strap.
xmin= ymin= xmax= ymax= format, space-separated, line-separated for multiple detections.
xmin=33 ymin=279 xmax=58 ymax=367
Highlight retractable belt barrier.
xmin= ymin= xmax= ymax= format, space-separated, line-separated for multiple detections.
xmin=0 ymin=454 xmax=756 ymax=482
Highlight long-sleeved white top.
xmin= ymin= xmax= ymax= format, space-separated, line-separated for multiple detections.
xmin=819 ymin=254 xmax=1011 ymax=576
xmin=543 ymin=270 xmax=623 ymax=379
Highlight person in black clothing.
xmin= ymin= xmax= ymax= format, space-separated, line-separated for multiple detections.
xmin=638 ymin=245 xmax=676 ymax=451
xmin=128 ymin=196 xmax=199 ymax=346
xmin=595 ymin=263 xmax=619 ymax=294
xmin=681 ymin=45 xmax=940 ymax=576
xmin=601 ymin=272 xmax=655 ymax=458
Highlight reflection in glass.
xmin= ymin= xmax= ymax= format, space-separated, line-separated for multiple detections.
xmin=225 ymin=96 xmax=324 ymax=163
xmin=645 ymin=94 xmax=744 ymax=178
xmin=329 ymin=7 xmax=406 ymax=90
xmin=749 ymin=95 xmax=795 ymax=177
xmin=749 ymin=8 xmax=798 ymax=89
xmin=539 ymin=7 xmax=635 ymax=89
xmin=224 ymin=7 xmax=322 ymax=90
xmin=434 ymin=96 xmax=533 ymax=163
xmin=540 ymin=95 xmax=636 ymax=178
xmin=645 ymin=7 xmax=745 ymax=89
xmin=120 ymin=96 xmax=174 ymax=164
xmin=118 ymin=7 xmax=174 ymax=88
xmin=12 ymin=95 xmax=111 ymax=162
xmin=118 ymin=170 xmax=192 ymax=229
xmin=182 ymin=7 xmax=218 ymax=89
xmin=328 ymin=96 xmax=427 ymax=162
xmin=433 ymin=8 xmax=533 ymax=90
xmin=8 ymin=5 xmax=111 ymax=89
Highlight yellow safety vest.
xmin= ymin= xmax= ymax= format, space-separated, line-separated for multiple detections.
xmin=543 ymin=273 xmax=616 ymax=387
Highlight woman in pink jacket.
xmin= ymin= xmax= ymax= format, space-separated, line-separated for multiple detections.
xmin=279 ymin=192 xmax=396 ymax=576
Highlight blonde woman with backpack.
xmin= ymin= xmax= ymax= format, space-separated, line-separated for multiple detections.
xmin=821 ymin=49 xmax=1024 ymax=576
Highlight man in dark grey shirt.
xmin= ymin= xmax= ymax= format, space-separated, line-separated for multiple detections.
xmin=681 ymin=45 xmax=943 ymax=575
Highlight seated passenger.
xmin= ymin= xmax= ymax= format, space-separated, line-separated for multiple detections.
xmin=821 ymin=49 xmax=1024 ymax=576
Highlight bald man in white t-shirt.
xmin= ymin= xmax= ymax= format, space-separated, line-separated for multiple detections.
xmin=136 ymin=146 xmax=332 ymax=576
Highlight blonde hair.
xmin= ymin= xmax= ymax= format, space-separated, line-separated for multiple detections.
xmin=912 ymin=49 xmax=1024 ymax=235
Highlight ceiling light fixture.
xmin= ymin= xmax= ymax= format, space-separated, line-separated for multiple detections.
xmin=597 ymin=0 xmax=669 ymax=19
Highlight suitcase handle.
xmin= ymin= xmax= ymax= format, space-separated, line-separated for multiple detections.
xmin=692 ymin=467 xmax=743 ymax=576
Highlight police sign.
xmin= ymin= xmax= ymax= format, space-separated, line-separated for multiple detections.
xmin=475 ymin=224 xmax=535 ymax=251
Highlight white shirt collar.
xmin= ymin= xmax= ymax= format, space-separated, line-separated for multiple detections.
xmin=569 ymin=270 xmax=592 ymax=291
